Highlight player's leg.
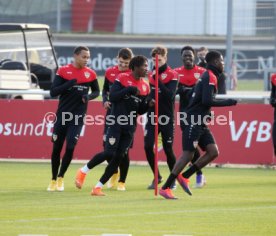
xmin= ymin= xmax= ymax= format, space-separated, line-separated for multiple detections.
xmin=47 ymin=126 xmax=65 ymax=191
xmin=182 ymin=127 xmax=218 ymax=179
xmin=160 ymin=123 xmax=176 ymax=189
xmin=57 ymin=124 xmax=83 ymax=191
xmin=144 ymin=122 xmax=162 ymax=189
xmin=117 ymin=149 xmax=130 ymax=191
xmin=191 ymin=148 xmax=206 ymax=188
xmin=75 ymin=127 xmax=119 ymax=189
xmin=160 ymin=124 xmax=199 ymax=198
xmin=92 ymin=129 xmax=133 ymax=196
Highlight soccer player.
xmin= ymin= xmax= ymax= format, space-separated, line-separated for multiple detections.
xmin=159 ymin=50 xmax=237 ymax=199
xmin=270 ymin=73 xmax=276 ymax=155
xmin=75 ymin=55 xmax=154 ymax=196
xmin=144 ymin=45 xmax=178 ymax=189
xmin=47 ymin=46 xmax=100 ymax=191
xmin=197 ymin=46 xmax=208 ymax=68
xmin=174 ymin=46 xmax=206 ymax=188
xmin=102 ymin=48 xmax=134 ymax=191
xmin=197 ymin=46 xmax=226 ymax=94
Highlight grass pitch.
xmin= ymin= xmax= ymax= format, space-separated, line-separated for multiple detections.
xmin=1 ymin=162 xmax=276 ymax=236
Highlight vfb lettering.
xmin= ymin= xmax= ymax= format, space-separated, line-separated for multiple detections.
xmin=230 ymin=120 xmax=271 ymax=148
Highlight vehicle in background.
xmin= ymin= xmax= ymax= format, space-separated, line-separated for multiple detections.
xmin=0 ymin=23 xmax=58 ymax=99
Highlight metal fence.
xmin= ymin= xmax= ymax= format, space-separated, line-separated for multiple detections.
xmin=1 ymin=0 xmax=276 ymax=88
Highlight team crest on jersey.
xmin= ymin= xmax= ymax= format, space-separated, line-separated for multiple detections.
xmin=142 ymin=84 xmax=147 ymax=92
xmin=161 ymin=73 xmax=167 ymax=80
xmin=109 ymin=137 xmax=116 ymax=145
xmin=193 ymin=141 xmax=198 ymax=148
xmin=84 ymin=72 xmax=90 ymax=79
xmin=194 ymin=73 xmax=200 ymax=79
xmin=52 ymin=134 xmax=58 ymax=142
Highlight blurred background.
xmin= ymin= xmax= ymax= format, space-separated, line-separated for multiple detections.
xmin=0 ymin=0 xmax=276 ymax=90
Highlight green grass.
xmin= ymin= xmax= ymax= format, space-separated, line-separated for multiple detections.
xmin=237 ymin=79 xmax=263 ymax=91
xmin=1 ymin=162 xmax=276 ymax=236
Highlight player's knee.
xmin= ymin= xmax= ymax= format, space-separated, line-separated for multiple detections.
xmin=66 ymin=140 xmax=77 ymax=150
xmin=210 ymin=148 xmax=219 ymax=159
xmin=163 ymin=143 xmax=173 ymax=154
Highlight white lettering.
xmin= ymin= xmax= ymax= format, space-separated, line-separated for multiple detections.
xmin=4 ymin=123 xmax=12 ymax=135
xmin=258 ymin=56 xmax=274 ymax=74
xmin=230 ymin=121 xmax=248 ymax=141
xmin=245 ymin=120 xmax=258 ymax=148
xmin=256 ymin=122 xmax=271 ymax=142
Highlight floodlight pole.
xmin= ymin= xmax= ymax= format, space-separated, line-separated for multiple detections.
xmin=154 ymin=54 xmax=159 ymax=196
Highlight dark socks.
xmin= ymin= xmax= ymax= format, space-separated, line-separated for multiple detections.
xmin=182 ymin=164 xmax=200 ymax=179
xmin=87 ymin=152 xmax=109 ymax=169
xmin=58 ymin=147 xmax=74 ymax=177
xmin=162 ymin=173 xmax=177 ymax=189
xmin=191 ymin=148 xmax=202 ymax=175
xmin=51 ymin=143 xmax=63 ymax=180
xmin=119 ymin=153 xmax=130 ymax=183
xmin=145 ymin=147 xmax=162 ymax=179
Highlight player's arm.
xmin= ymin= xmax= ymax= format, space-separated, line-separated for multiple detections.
xmin=82 ymin=79 xmax=100 ymax=103
xmin=102 ymin=77 xmax=110 ymax=103
xmin=177 ymin=84 xmax=193 ymax=98
xmin=109 ymin=80 xmax=138 ymax=102
xmin=158 ymin=79 xmax=178 ymax=100
xmin=148 ymin=84 xmax=155 ymax=100
xmin=138 ymin=95 xmax=155 ymax=115
xmin=202 ymin=75 xmax=237 ymax=107
xmin=50 ymin=75 xmax=77 ymax=97
xmin=270 ymin=82 xmax=276 ymax=107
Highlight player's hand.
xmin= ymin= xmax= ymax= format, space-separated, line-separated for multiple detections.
xmin=148 ymin=99 xmax=155 ymax=107
xmin=82 ymin=94 xmax=89 ymax=103
xmin=104 ymin=101 xmax=111 ymax=109
xmin=227 ymin=99 xmax=238 ymax=106
xmin=127 ymin=86 xmax=138 ymax=95
xmin=270 ymin=98 xmax=276 ymax=107
xmin=69 ymin=78 xmax=77 ymax=86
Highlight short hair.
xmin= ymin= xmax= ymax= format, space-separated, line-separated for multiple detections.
xmin=180 ymin=46 xmax=195 ymax=56
xmin=129 ymin=55 xmax=148 ymax=70
xmin=198 ymin=46 xmax=208 ymax=52
xmin=205 ymin=50 xmax=222 ymax=64
xmin=74 ymin=46 xmax=89 ymax=55
xmin=118 ymin=48 xmax=134 ymax=60
xmin=151 ymin=45 xmax=167 ymax=57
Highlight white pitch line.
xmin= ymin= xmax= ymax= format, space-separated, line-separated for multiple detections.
xmin=102 ymin=234 xmax=132 ymax=236
xmin=18 ymin=235 xmax=48 ymax=236
xmin=163 ymin=235 xmax=193 ymax=236
xmin=3 ymin=205 xmax=276 ymax=224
